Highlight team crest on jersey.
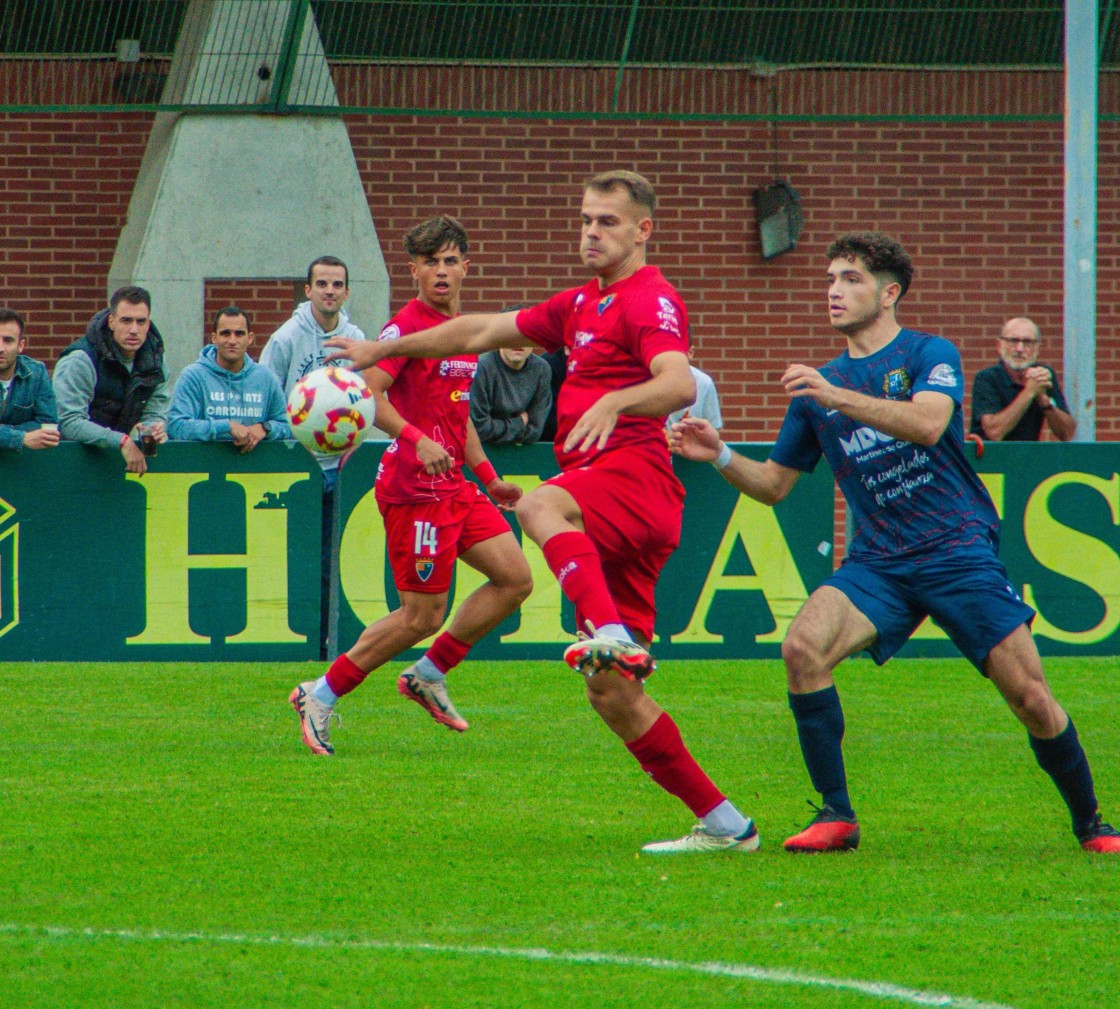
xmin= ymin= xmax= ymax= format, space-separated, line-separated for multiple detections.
xmin=597 ymin=294 xmax=616 ymax=315
xmin=883 ymin=369 xmax=911 ymax=398
xmin=657 ymin=297 xmax=682 ymax=337
xmin=379 ymin=324 xmax=401 ymax=342
xmin=415 ymin=560 xmax=435 ymax=582
xmin=927 ymin=363 xmax=958 ymax=388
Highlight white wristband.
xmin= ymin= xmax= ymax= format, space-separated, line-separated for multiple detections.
xmin=713 ymin=443 xmax=733 ymax=470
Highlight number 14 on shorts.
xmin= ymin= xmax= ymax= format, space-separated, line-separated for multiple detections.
xmin=414 ymin=520 xmax=439 ymax=555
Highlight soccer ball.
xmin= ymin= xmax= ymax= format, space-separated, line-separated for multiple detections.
xmin=286 ymin=367 xmax=377 ymax=455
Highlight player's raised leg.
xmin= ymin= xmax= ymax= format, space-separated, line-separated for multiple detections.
xmin=518 ymin=483 xmax=655 ymax=679
xmin=518 ymin=476 xmax=756 ymax=853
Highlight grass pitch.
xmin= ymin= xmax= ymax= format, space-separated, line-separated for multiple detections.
xmin=1 ymin=657 xmax=1117 ymax=1008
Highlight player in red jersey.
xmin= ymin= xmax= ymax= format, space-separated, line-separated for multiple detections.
xmin=326 ymin=173 xmax=757 ymax=853
xmin=290 ymin=216 xmax=532 ymax=753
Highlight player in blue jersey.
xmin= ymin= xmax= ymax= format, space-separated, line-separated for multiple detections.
xmin=670 ymin=231 xmax=1120 ymax=855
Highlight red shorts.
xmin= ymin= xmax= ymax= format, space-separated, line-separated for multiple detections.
xmin=546 ymin=446 xmax=684 ymax=641
xmin=378 ymin=481 xmax=513 ymax=594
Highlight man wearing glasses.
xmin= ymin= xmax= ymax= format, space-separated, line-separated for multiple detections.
xmin=970 ymin=317 xmax=1077 ymax=441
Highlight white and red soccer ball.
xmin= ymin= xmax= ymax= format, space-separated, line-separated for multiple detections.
xmin=286 ymin=367 xmax=377 ymax=455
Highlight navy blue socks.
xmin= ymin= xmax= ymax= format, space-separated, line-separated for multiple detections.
xmin=1029 ymin=717 xmax=1098 ymax=835
xmin=789 ymin=686 xmax=855 ymax=819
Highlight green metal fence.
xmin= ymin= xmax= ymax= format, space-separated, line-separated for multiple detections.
xmin=0 ymin=1 xmax=1113 ymax=120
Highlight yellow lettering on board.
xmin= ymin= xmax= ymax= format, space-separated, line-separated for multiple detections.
xmin=1023 ymin=472 xmax=1120 ymax=645
xmin=672 ymin=495 xmax=808 ymax=645
xmin=127 ymin=472 xmax=308 ymax=645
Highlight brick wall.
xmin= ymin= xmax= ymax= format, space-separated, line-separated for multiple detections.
xmin=2 ymin=103 xmax=1116 ymax=440
xmin=202 ymin=279 xmax=303 ymax=359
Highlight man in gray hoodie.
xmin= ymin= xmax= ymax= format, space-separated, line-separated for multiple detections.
xmin=168 ymin=306 xmax=291 ymax=448
xmin=260 ymin=256 xmax=368 ymax=658
xmin=260 ymin=255 xmax=368 ymax=471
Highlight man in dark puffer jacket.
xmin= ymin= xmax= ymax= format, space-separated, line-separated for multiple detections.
xmin=53 ymin=285 xmax=170 ymax=475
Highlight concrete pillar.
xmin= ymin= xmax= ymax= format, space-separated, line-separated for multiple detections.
xmin=109 ymin=1 xmax=388 ymax=379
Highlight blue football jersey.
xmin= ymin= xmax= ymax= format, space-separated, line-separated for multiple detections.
xmin=771 ymin=328 xmax=1000 ymax=560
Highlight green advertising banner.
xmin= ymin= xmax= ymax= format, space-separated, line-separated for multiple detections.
xmin=0 ymin=442 xmax=323 ymax=660
xmin=897 ymin=442 xmax=1120 ymax=659
xmin=5 ymin=440 xmax=1120 ymax=661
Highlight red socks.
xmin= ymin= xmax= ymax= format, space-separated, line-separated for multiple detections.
xmin=428 ymin=632 xmax=471 ymax=674
xmin=324 ymin=634 xmax=471 ymax=700
xmin=324 ymin=653 xmax=367 ymax=697
xmin=626 ymin=712 xmax=725 ymax=817
xmin=542 ymin=531 xmax=622 ymax=631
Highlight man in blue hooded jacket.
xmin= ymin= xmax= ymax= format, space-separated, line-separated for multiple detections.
xmin=0 ymin=307 xmax=59 ymax=453
xmin=168 ymin=306 xmax=290 ymax=449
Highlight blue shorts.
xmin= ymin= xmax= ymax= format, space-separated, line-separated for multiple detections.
xmin=825 ymin=549 xmax=1035 ymax=671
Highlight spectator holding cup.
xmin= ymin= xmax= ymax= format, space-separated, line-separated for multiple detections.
xmin=53 ymin=286 xmax=169 ymax=475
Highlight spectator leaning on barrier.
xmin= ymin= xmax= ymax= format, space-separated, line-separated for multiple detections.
xmin=168 ymin=306 xmax=291 ymax=451
xmin=259 ymin=255 xmax=368 ymax=479
xmin=0 ymin=307 xmax=59 ymax=453
xmin=470 ymin=343 xmax=553 ymax=445
xmin=53 ymin=285 xmax=170 ymax=476
xmin=970 ymin=317 xmax=1076 ymax=442
xmin=259 ymin=256 xmax=368 ymax=659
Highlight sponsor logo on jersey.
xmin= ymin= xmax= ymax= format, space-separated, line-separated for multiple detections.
xmin=379 ymin=324 xmax=401 ymax=342
xmin=656 ymin=296 xmax=682 ymax=337
xmin=597 ymin=294 xmax=616 ymax=315
xmin=883 ymin=368 xmax=911 ymax=398
xmin=839 ymin=425 xmax=897 ymax=457
xmin=415 ymin=560 xmax=435 ymax=582
xmin=574 ymin=330 xmax=594 ymax=348
xmin=927 ymin=363 xmax=958 ymax=388
xmin=438 ymin=359 xmax=478 ymax=379
xmin=450 ymin=389 xmax=471 ymax=402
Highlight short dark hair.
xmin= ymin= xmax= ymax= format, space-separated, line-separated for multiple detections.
xmin=827 ymin=232 xmax=914 ymax=299
xmin=109 ymin=285 xmax=152 ymax=313
xmin=0 ymin=307 xmax=25 ymax=337
xmin=404 ymin=215 xmax=469 ymax=258
xmin=585 ymin=170 xmax=656 ymax=216
xmin=307 ymin=255 xmax=349 ymax=288
xmin=213 ymin=305 xmax=252 ymax=332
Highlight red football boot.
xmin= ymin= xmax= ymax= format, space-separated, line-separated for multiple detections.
xmin=1077 ymin=814 xmax=1120 ymax=853
xmin=784 ymin=802 xmax=861 ymax=853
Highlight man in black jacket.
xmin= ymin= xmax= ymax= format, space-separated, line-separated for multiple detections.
xmin=53 ymin=286 xmax=170 ymax=475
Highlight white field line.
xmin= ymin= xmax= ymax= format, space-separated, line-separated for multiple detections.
xmin=0 ymin=921 xmax=1021 ymax=1009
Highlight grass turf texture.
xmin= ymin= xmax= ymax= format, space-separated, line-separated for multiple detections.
xmin=1 ymin=658 xmax=1116 ymax=1008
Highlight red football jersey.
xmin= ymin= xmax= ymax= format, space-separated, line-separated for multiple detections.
xmin=374 ymin=298 xmax=478 ymax=503
xmin=515 ymin=266 xmax=690 ymax=472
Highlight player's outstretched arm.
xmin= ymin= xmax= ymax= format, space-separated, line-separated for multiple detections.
xmin=325 ymin=313 xmax=528 ymax=369
xmin=782 ymin=364 xmax=954 ymax=446
xmin=669 ymin=417 xmax=800 ymax=506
